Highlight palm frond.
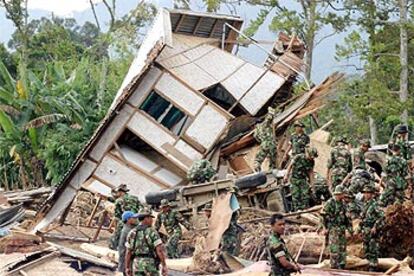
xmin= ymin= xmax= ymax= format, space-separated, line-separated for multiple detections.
xmin=0 ymin=104 xmax=21 ymax=116
xmin=23 ymin=114 xmax=68 ymax=130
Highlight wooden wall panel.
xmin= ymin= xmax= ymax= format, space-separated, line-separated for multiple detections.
xmin=185 ymin=104 xmax=228 ymax=149
xmin=93 ymin=154 xmax=164 ymax=201
xmin=127 ymin=67 xmax=162 ymax=107
xmin=89 ymin=105 xmax=134 ymax=162
xmin=240 ymin=71 xmax=285 ymax=115
xmin=155 ymin=72 xmax=205 ymax=116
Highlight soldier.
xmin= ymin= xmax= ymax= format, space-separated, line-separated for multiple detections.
xmin=289 ymin=121 xmax=310 ymax=156
xmin=284 ymin=147 xmax=318 ymax=211
xmin=380 ymin=144 xmax=409 ymax=206
xmin=118 ymin=211 xmax=139 ymax=274
xmin=155 ymin=199 xmax=192 ymax=258
xmin=358 ymin=184 xmax=384 ymax=271
xmin=187 ymin=159 xmax=216 ymax=184
xmin=313 ymin=173 xmax=331 ymax=205
xmin=125 ymin=210 xmax=168 ymax=276
xmin=110 ymin=184 xmax=143 ymax=250
xmin=327 ymin=136 xmax=352 ymax=190
xmin=348 ymin=169 xmax=372 ymax=196
xmin=352 ymin=139 xmax=370 ymax=170
xmin=267 ymin=213 xmax=302 ymax=275
xmin=390 ymin=125 xmax=411 ymax=161
xmin=321 ymin=185 xmax=352 ymax=269
xmin=254 ymin=107 xmax=277 ymax=171
xmin=343 ymin=188 xmax=361 ymax=220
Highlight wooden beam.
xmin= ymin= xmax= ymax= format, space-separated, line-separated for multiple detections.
xmin=209 ymin=19 xmax=219 ymax=38
xmin=87 ymin=196 xmax=102 ymax=227
xmin=192 ymin=16 xmax=203 ymax=35
xmin=161 ymin=143 xmax=193 ymax=168
xmin=6 ymin=251 xmax=61 ymax=275
xmin=92 ymin=210 xmax=107 ymax=243
xmin=174 ymin=14 xmax=185 ymax=32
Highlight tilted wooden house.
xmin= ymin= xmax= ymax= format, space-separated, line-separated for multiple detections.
xmin=34 ymin=9 xmax=305 ymax=231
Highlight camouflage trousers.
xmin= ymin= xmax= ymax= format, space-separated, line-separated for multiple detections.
xmin=166 ymin=230 xmax=182 ymax=258
xmin=109 ymin=220 xmax=123 ymax=250
xmin=221 ymin=231 xmax=240 ymax=256
xmin=290 ymin=178 xmax=311 ymax=211
xmin=330 ymin=169 xmax=348 ymax=190
xmin=380 ymin=183 xmax=405 ymax=207
xmin=132 ymin=257 xmax=159 ymax=276
xmin=362 ymin=229 xmax=379 ymax=269
xmin=347 ymin=200 xmax=361 ymax=219
xmin=254 ymin=141 xmax=277 ymax=171
xmin=328 ymin=227 xmax=347 ymax=269
xmin=313 ymin=184 xmax=331 ymax=204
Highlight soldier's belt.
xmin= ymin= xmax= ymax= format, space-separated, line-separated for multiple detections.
xmin=135 ymin=253 xmax=154 ymax=258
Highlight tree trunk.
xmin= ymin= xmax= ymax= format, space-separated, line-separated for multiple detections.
xmin=399 ymin=0 xmax=408 ymax=125
xmin=304 ymin=0 xmax=317 ymax=81
xmin=369 ymin=116 xmax=377 ymax=145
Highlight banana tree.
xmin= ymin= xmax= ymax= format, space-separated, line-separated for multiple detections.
xmin=0 ymin=61 xmax=83 ymax=189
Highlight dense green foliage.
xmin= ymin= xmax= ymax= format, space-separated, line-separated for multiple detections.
xmin=0 ymin=1 xmax=156 ymax=189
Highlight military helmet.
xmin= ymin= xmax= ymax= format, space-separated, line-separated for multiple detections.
xmin=333 ymin=185 xmax=345 ymax=195
xmin=115 ymin=184 xmax=129 ymax=193
xmin=397 ymin=124 xmax=408 ymax=134
xmin=362 ymin=184 xmax=376 ymax=193
xmin=336 ymin=135 xmax=348 ymax=144
xmin=160 ymin=199 xmax=171 ymax=207
xmin=360 ymin=139 xmax=371 ymax=147
xmin=138 ymin=208 xmax=155 ymax=219
xmin=307 ymin=147 xmax=318 ymax=158
xmin=293 ymin=121 xmax=305 ymax=128
xmin=343 ymin=188 xmax=352 ymax=198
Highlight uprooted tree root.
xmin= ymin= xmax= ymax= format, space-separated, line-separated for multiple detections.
xmin=379 ymin=201 xmax=414 ymax=259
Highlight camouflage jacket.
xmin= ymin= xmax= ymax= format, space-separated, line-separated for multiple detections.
xmin=254 ymin=120 xmax=274 ymax=143
xmin=125 ymin=224 xmax=162 ymax=270
xmin=360 ymin=198 xmax=384 ymax=231
xmin=352 ymin=148 xmax=366 ymax=170
xmin=384 ymin=155 xmax=408 ymax=178
xmin=393 ymin=137 xmax=411 ymax=161
xmin=155 ymin=210 xmax=191 ymax=235
xmin=328 ymin=145 xmax=352 ymax=173
xmin=291 ymin=153 xmax=314 ymax=180
xmin=322 ymin=198 xmax=351 ymax=231
xmin=267 ymin=233 xmax=294 ymax=276
xmin=115 ymin=194 xmax=144 ymax=220
xmin=290 ymin=133 xmax=310 ymax=155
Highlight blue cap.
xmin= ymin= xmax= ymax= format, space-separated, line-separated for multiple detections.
xmin=122 ymin=211 xmax=139 ymax=223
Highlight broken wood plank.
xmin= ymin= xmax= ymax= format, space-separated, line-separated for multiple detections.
xmin=6 ymin=251 xmax=60 ymax=275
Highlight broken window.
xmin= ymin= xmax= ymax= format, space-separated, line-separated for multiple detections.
xmin=140 ymin=91 xmax=191 ymax=136
xmin=203 ymin=84 xmax=246 ymax=116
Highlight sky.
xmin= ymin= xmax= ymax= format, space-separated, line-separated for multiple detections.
xmin=0 ymin=0 xmax=361 ymax=83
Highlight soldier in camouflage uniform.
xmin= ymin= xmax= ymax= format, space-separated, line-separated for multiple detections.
xmin=155 ymin=199 xmax=192 ymax=258
xmin=187 ymin=159 xmax=216 ymax=184
xmin=352 ymin=139 xmax=370 ymax=170
xmin=110 ymin=184 xmax=144 ymax=250
xmin=390 ymin=125 xmax=411 ymax=161
xmin=313 ymin=173 xmax=331 ymax=205
xmin=254 ymin=107 xmax=277 ymax=171
xmin=289 ymin=121 xmax=310 ymax=156
xmin=380 ymin=144 xmax=409 ymax=206
xmin=357 ymin=184 xmax=384 ymax=271
xmin=343 ymin=188 xmax=361 ymax=220
xmin=327 ymin=136 xmax=352 ymax=190
xmin=125 ymin=209 xmax=167 ymax=276
xmin=321 ymin=185 xmax=352 ymax=269
xmin=267 ymin=213 xmax=302 ymax=275
xmin=348 ymin=169 xmax=371 ymax=196
xmin=284 ymin=147 xmax=318 ymax=211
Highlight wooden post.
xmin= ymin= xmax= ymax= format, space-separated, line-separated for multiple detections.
xmin=87 ymin=196 xmax=102 ymax=227
xmin=93 ymin=210 xmax=107 ymax=242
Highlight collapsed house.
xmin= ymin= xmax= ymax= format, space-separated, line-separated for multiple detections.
xmin=32 ymin=8 xmax=309 ymax=232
